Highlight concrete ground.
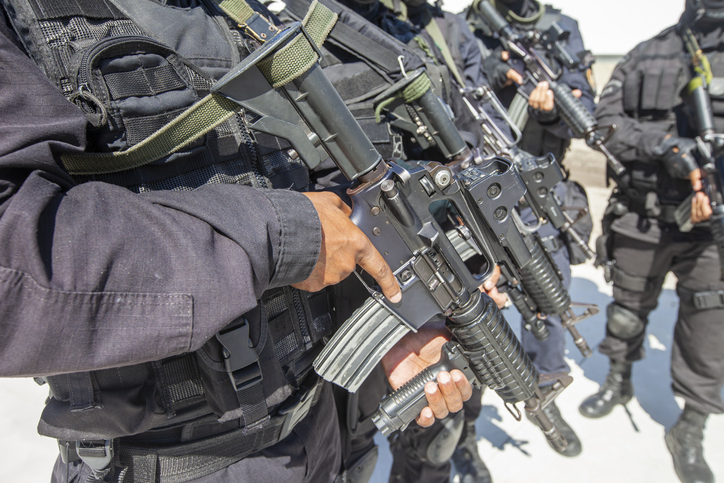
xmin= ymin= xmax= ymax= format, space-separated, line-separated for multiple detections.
xmin=1 ymin=141 xmax=723 ymax=482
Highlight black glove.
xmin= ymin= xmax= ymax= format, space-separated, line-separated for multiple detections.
xmin=527 ymin=103 xmax=559 ymax=125
xmin=483 ymin=50 xmax=513 ymax=92
xmin=653 ymin=135 xmax=699 ymax=179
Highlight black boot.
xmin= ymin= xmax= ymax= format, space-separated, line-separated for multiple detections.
xmin=579 ymin=360 xmax=633 ymax=418
xmin=538 ymin=400 xmax=582 ymax=457
xmin=451 ymin=421 xmax=492 ymax=483
xmin=665 ymin=406 xmax=714 ymax=483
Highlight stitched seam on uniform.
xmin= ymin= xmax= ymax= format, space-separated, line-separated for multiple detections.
xmin=0 ymin=266 xmax=192 ymax=311
xmin=261 ymin=191 xmax=287 ymax=283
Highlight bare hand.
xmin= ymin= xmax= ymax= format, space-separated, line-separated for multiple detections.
xmin=501 ymin=51 xmax=523 ymax=86
xmin=293 ymin=192 xmax=401 ymax=303
xmin=382 ymin=323 xmax=473 ymax=427
xmin=481 ymin=264 xmax=507 ymax=309
xmin=690 ymin=169 xmax=713 ymax=223
xmin=529 ymin=81 xmax=555 ymax=111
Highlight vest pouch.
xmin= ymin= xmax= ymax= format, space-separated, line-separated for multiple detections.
xmin=70 ymin=35 xmax=206 ymax=154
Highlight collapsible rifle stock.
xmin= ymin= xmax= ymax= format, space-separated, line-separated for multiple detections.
xmin=470 ymin=0 xmax=627 ymax=176
xmin=211 ymin=19 xmax=570 ymax=448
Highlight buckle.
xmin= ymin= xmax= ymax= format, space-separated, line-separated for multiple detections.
xmin=76 ymin=440 xmax=113 ymax=472
xmin=693 ymin=290 xmax=724 ymax=310
xmin=278 ymin=377 xmax=323 ymax=440
xmin=216 ymin=320 xmax=262 ymax=391
xmin=58 ymin=440 xmax=79 ymax=464
xmin=241 ymin=13 xmax=279 ymax=43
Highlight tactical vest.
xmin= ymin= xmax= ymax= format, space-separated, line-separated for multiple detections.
xmin=281 ymin=0 xmax=481 ymax=164
xmin=618 ymin=25 xmax=724 ymax=209
xmin=2 ymin=0 xmax=334 ymax=464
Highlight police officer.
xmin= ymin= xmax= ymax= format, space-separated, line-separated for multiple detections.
xmin=463 ymin=0 xmax=598 ymax=459
xmin=578 ymin=2 xmax=724 ymax=482
xmin=0 ymin=0 xmax=472 ymax=481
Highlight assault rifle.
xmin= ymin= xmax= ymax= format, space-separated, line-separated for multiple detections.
xmin=211 ymin=20 xmax=570 ymax=448
xmin=373 ymin=68 xmax=596 ymax=355
xmin=469 ymin=0 xmax=627 ymax=177
xmin=682 ymin=27 xmax=724 ymax=280
xmin=457 ymin=84 xmax=598 ymax=355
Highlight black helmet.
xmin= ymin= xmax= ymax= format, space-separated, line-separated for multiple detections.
xmin=683 ymin=0 xmax=724 ymax=25
xmin=486 ymin=0 xmax=544 ymax=26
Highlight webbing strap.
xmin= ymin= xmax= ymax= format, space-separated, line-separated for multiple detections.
xmin=421 ymin=13 xmax=467 ymax=88
xmin=213 ymin=0 xmax=257 ymax=25
xmin=258 ymin=2 xmax=337 ymax=88
xmin=374 ymin=71 xmax=432 ymax=122
xmin=62 ymin=94 xmax=240 ymax=175
xmin=284 ymin=0 xmax=400 ymax=76
xmin=61 ymin=0 xmax=337 ymax=175
xmin=610 ymin=265 xmax=650 ymax=293
xmin=693 ymin=290 xmax=724 ymax=310
xmin=66 ymin=372 xmax=97 ymax=411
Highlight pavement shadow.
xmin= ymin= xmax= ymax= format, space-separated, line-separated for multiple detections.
xmin=570 ymin=278 xmax=683 ymax=430
xmin=475 ymin=404 xmax=531 ymax=456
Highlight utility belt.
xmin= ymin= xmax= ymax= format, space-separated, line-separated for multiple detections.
xmin=58 ymin=373 xmax=326 ymax=483
xmin=626 ymin=191 xmax=680 ymax=224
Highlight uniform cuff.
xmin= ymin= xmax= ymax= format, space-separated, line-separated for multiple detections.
xmin=262 ymin=189 xmax=321 ymax=288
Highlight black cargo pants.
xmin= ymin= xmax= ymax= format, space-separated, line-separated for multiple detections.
xmin=598 ymin=230 xmax=724 ymax=415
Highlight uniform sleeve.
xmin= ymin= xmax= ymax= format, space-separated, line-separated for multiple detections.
xmin=0 ymin=30 xmax=321 ymax=377
xmin=594 ymin=41 xmax=670 ymax=163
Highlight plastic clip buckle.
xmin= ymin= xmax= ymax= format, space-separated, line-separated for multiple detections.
xmin=76 ymin=440 xmax=113 ymax=472
xmin=216 ymin=320 xmax=262 ymax=391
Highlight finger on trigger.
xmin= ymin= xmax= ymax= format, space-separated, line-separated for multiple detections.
xmin=357 ymin=241 xmax=401 ymax=303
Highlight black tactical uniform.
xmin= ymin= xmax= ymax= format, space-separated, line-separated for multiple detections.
xmin=464 ymin=0 xmax=596 ymax=459
xmin=579 ymin=2 xmax=724 ymax=482
xmin=0 ymin=0 xmax=363 ymax=481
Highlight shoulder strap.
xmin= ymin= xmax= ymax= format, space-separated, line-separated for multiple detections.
xmin=61 ymin=0 xmax=337 ymax=176
xmin=421 ymin=11 xmax=466 ymax=88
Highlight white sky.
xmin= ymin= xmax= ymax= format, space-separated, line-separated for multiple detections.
xmin=444 ymin=0 xmax=686 ymax=55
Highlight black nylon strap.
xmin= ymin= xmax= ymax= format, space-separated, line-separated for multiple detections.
xmin=610 ymin=265 xmax=651 ymax=293
xmin=28 ymin=0 xmax=124 ymax=21
xmin=104 ymin=63 xmax=186 ymax=100
xmin=284 ymin=0 xmax=400 ymax=76
xmin=114 ymin=376 xmax=325 ymax=483
xmin=66 ymin=372 xmax=97 ymax=411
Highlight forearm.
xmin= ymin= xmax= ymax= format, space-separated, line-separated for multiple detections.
xmin=0 ymin=29 xmax=322 ymax=376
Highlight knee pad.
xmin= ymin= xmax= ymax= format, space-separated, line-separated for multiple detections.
xmin=606 ymin=302 xmax=646 ymax=339
xmin=336 ymin=445 xmax=378 ymax=483
xmin=393 ymin=410 xmax=464 ymax=466
xmin=424 ymin=411 xmax=465 ymax=466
